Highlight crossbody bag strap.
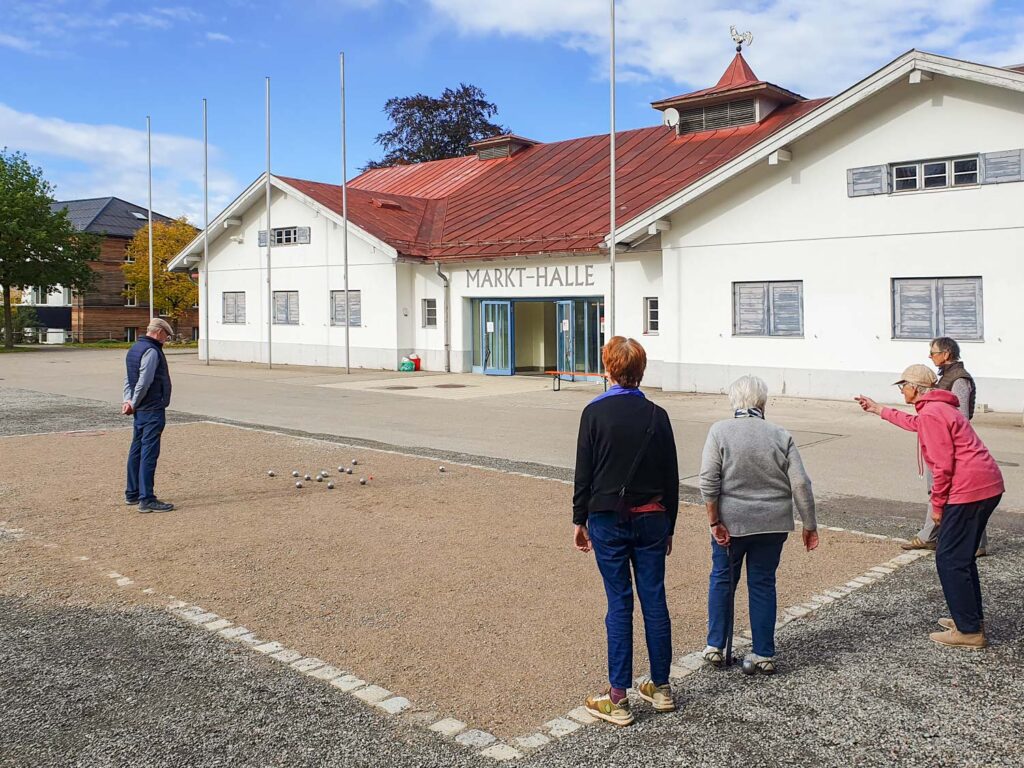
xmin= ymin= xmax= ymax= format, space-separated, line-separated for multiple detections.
xmin=618 ymin=402 xmax=659 ymax=500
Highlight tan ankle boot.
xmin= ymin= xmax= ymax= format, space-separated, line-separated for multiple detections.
xmin=937 ymin=617 xmax=986 ymax=633
xmin=929 ymin=628 xmax=987 ymax=649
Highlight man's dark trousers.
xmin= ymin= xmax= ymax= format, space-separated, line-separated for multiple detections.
xmin=126 ymin=409 xmax=166 ymax=502
xmin=936 ymin=494 xmax=1001 ymax=633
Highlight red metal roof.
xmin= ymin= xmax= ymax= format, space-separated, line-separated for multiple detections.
xmin=286 ymin=97 xmax=827 ymax=262
xmin=651 ymin=53 xmax=805 ymax=110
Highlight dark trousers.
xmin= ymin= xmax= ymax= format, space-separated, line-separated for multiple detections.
xmin=126 ymin=409 xmax=166 ymax=502
xmin=587 ymin=511 xmax=672 ymax=690
xmin=708 ymin=533 xmax=788 ymax=657
xmin=935 ymin=494 xmax=1000 ymax=634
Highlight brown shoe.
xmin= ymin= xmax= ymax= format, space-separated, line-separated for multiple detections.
xmin=976 ymin=547 xmax=988 ymax=557
xmin=929 ymin=628 xmax=987 ymax=649
xmin=937 ymin=617 xmax=986 ymax=632
xmin=900 ymin=536 xmax=936 ymax=551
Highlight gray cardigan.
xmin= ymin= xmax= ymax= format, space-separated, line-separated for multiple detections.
xmin=699 ymin=416 xmax=817 ymax=537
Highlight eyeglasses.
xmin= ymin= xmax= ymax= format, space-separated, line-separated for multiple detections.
xmin=928 ymin=350 xmax=943 ymax=358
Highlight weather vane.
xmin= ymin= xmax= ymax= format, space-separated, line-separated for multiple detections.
xmin=730 ymin=25 xmax=753 ymax=53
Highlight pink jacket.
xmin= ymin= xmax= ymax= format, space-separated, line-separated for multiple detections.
xmin=881 ymin=390 xmax=1004 ymax=513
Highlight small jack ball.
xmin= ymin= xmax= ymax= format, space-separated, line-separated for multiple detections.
xmin=439 ymin=466 xmax=446 ymax=473
xmin=295 ymin=481 xmax=303 ymax=489
xmin=291 ymin=471 xmax=299 ymax=478
xmin=741 ymin=658 xmax=757 ymax=676
xmin=352 ymin=459 xmax=358 ymax=465
xmin=268 ymin=470 xmax=276 ymax=477
xmin=327 ymin=482 xmax=334 ymax=489
xmin=359 ymin=477 xmax=367 ymax=485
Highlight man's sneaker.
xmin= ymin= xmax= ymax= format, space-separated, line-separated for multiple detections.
xmin=929 ymin=628 xmax=987 ymax=649
xmin=702 ymin=645 xmax=725 ymax=667
xmin=636 ymin=680 xmax=675 ymax=712
xmin=584 ymin=690 xmax=634 ymax=726
xmin=937 ymin=617 xmax=986 ymax=632
xmin=139 ymin=499 xmax=174 ymax=513
xmin=900 ymin=536 xmax=936 ymax=551
xmin=125 ymin=497 xmax=139 ymax=505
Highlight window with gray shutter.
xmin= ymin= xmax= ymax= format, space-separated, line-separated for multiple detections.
xmin=422 ymin=298 xmax=437 ymax=328
xmin=272 ymin=291 xmax=299 ymax=325
xmin=222 ymin=291 xmax=245 ymax=324
xmin=847 ymin=165 xmax=889 ymax=196
xmin=980 ymin=149 xmax=1023 ymax=184
xmin=733 ymin=281 xmax=804 ymax=337
xmin=677 ymin=99 xmax=756 ymax=135
xmin=330 ymin=290 xmax=361 ymax=327
xmin=258 ymin=226 xmax=310 ymax=247
xmin=892 ymin=277 xmax=982 ymax=340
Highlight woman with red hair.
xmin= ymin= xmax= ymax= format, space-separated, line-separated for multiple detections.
xmin=573 ymin=336 xmax=679 ymax=726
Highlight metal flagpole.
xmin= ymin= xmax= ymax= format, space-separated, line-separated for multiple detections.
xmin=147 ymin=115 xmax=154 ymax=322
xmin=340 ymin=52 xmax=350 ymax=375
xmin=265 ymin=76 xmax=273 ymax=369
xmin=608 ymin=0 xmax=616 ymax=339
xmin=202 ymin=98 xmax=210 ymax=365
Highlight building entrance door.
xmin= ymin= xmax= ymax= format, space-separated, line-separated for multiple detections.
xmin=555 ymin=300 xmax=574 ymax=381
xmin=482 ymin=300 xmax=513 ymax=375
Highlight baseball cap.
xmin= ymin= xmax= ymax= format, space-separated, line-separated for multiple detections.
xmin=893 ymin=364 xmax=938 ymax=388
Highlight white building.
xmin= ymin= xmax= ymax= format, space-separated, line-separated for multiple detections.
xmin=170 ymin=49 xmax=1024 ymax=410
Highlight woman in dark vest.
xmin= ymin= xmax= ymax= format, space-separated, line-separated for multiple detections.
xmin=573 ymin=337 xmax=679 ymax=726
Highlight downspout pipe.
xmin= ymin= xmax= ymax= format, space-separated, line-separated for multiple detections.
xmin=435 ymin=262 xmax=451 ymax=373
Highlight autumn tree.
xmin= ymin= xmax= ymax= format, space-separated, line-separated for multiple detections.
xmin=122 ymin=218 xmax=198 ymax=333
xmin=362 ymin=83 xmax=508 ymax=170
xmin=0 ymin=150 xmax=99 ymax=349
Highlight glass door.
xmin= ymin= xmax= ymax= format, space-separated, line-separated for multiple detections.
xmin=555 ymin=300 xmax=574 ymax=380
xmin=585 ymin=298 xmax=605 ymax=374
xmin=482 ymin=300 xmax=513 ymax=375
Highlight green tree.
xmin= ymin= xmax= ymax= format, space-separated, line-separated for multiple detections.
xmin=122 ymin=217 xmax=198 ymax=333
xmin=362 ymin=83 xmax=508 ymax=170
xmin=0 ymin=150 xmax=98 ymax=349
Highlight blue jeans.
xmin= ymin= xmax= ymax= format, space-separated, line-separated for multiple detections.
xmin=587 ymin=511 xmax=672 ymax=690
xmin=936 ymin=494 xmax=1000 ymax=633
xmin=126 ymin=409 xmax=166 ymax=502
xmin=708 ymin=533 xmax=787 ymax=658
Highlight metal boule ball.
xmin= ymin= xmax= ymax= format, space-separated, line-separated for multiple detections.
xmin=295 ymin=481 xmax=303 ymax=489
xmin=741 ymin=657 xmax=757 ymax=676
xmin=316 ymin=475 xmax=323 ymax=482
xmin=439 ymin=466 xmax=445 ymax=473
xmin=359 ymin=477 xmax=367 ymax=485
xmin=268 ymin=470 xmax=275 ymax=477
xmin=346 ymin=468 xmax=353 ymax=475
xmin=338 ymin=466 xmax=344 ymax=472
xmin=304 ymin=474 xmax=312 ymax=481
xmin=352 ymin=459 xmax=358 ymax=465
xmin=292 ymin=471 xmax=299 ymax=478
xmin=327 ymin=482 xmax=334 ymax=489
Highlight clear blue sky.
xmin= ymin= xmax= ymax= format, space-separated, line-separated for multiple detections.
xmin=3 ymin=0 xmax=1023 ymax=220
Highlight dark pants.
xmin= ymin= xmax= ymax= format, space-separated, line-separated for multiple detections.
xmin=126 ymin=409 xmax=166 ymax=502
xmin=935 ymin=494 xmax=1000 ymax=633
xmin=708 ymin=533 xmax=788 ymax=658
xmin=587 ymin=511 xmax=672 ymax=690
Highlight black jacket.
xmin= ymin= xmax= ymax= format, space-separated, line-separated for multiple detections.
xmin=573 ymin=394 xmax=680 ymax=533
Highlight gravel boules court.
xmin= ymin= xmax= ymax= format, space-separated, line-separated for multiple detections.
xmin=0 ymin=421 xmax=896 ymax=739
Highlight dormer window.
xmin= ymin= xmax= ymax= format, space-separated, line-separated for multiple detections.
xmin=469 ymin=134 xmax=538 ymax=161
xmin=678 ymin=99 xmax=756 ymax=134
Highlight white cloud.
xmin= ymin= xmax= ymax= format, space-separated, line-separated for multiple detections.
xmin=424 ymin=0 xmax=1021 ymax=96
xmin=0 ymin=103 xmax=237 ymax=224
xmin=0 ymin=31 xmax=39 ymax=53
xmin=205 ymin=31 xmax=233 ymax=43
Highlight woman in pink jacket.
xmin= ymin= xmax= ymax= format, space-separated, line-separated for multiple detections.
xmin=855 ymin=364 xmax=1004 ymax=649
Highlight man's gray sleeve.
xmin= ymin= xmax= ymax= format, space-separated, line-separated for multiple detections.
xmin=952 ymin=378 xmax=972 ymax=420
xmin=129 ymin=348 xmax=158 ymax=408
xmin=123 ymin=374 xmax=132 ymax=402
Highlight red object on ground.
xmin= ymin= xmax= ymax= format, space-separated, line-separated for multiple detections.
xmin=408 ymin=354 xmax=421 ymax=371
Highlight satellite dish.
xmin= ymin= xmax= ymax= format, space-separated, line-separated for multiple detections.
xmin=662 ymin=107 xmax=680 ymax=128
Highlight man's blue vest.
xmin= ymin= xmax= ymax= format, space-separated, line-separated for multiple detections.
xmin=125 ymin=335 xmax=172 ymax=411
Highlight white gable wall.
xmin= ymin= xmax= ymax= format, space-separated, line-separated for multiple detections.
xmin=662 ymin=74 xmax=1024 ymax=409
xmin=202 ymin=186 xmax=401 ymax=369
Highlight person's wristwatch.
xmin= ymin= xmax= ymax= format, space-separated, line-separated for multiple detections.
xmin=709 ymin=521 xmax=721 ymax=529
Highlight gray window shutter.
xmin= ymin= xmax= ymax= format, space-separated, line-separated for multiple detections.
xmin=349 ymin=291 xmax=361 ymax=326
xmin=258 ymin=230 xmax=268 ymax=247
xmin=222 ymin=293 xmax=233 ymax=324
xmin=297 ymin=226 xmax=311 ymax=244
xmin=980 ymin=149 xmax=1023 ymax=184
xmin=287 ymin=292 xmax=299 ymax=324
xmin=769 ymin=282 xmax=803 ymax=336
xmin=734 ymin=283 xmax=768 ymax=335
xmin=938 ymin=278 xmax=982 ymax=340
xmin=273 ymin=292 xmax=286 ymax=323
xmin=893 ymin=279 xmax=936 ymax=339
xmin=236 ymin=293 xmax=245 ymax=323
xmin=847 ymin=165 xmax=889 ymax=197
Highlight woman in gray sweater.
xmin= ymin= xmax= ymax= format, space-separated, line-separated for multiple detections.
xmin=699 ymin=375 xmax=818 ymax=674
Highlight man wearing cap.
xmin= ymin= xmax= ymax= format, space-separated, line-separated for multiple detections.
xmin=855 ymin=366 xmax=1004 ymax=649
xmin=122 ymin=318 xmax=175 ymax=513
